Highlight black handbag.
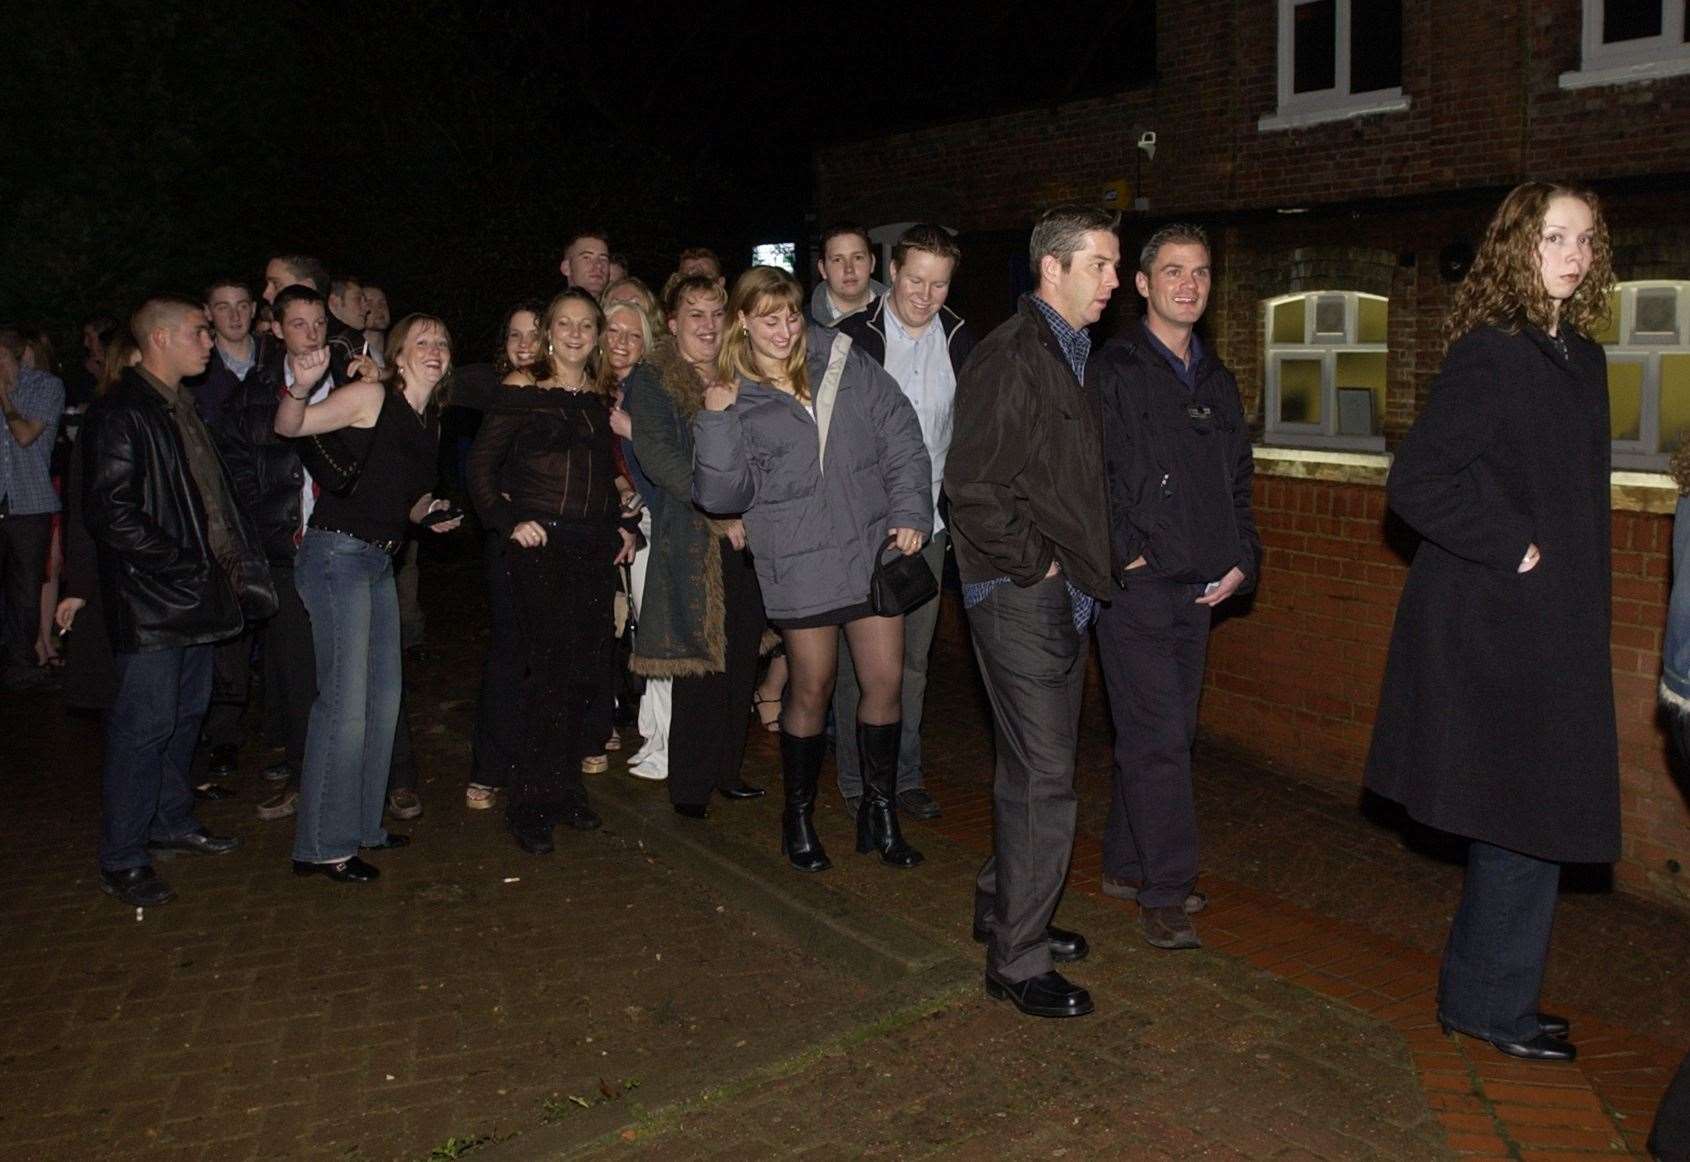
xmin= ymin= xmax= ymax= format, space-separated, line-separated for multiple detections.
xmin=869 ymin=534 xmax=938 ymax=617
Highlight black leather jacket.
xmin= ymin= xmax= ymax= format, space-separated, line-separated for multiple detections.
xmin=82 ymin=368 xmax=276 ymax=652
xmin=214 ymin=366 xmax=307 ymax=566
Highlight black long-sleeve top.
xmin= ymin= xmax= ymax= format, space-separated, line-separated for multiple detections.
xmin=466 ymin=385 xmax=636 ymax=535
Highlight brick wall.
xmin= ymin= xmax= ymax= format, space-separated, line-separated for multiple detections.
xmin=1204 ymin=471 xmax=1690 ymax=908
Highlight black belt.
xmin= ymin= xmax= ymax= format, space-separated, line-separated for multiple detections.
xmin=307 ymin=525 xmax=403 ymax=555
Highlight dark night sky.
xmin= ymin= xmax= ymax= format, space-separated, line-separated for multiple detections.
xmin=1 ymin=0 xmax=1152 ymax=355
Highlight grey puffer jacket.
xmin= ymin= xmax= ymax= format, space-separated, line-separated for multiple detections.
xmin=692 ymin=326 xmax=932 ymax=621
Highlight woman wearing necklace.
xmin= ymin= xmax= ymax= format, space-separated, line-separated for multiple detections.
xmin=1367 ymin=182 xmax=1619 ymax=1062
xmin=694 ymin=267 xmax=932 ymax=872
xmin=273 ymin=315 xmax=462 ymax=884
xmin=467 ymin=290 xmax=639 ymax=855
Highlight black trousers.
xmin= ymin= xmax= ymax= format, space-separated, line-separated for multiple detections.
xmin=0 ymin=511 xmax=51 ymax=676
xmin=471 ymin=532 xmax=520 ymax=788
xmin=668 ymin=540 xmax=763 ymax=807
xmin=204 ymin=629 xmax=253 ymax=750
xmin=505 ymin=521 xmax=618 ymax=824
xmin=262 ymin=561 xmax=416 ymax=793
xmin=967 ymin=578 xmax=1089 ymax=984
xmin=1094 ymin=577 xmax=1211 ymax=908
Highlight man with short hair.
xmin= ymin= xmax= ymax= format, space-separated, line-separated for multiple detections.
xmin=262 ymin=254 xmax=330 ymax=303
xmin=561 ymin=231 xmax=612 ymax=299
xmin=1093 ymin=224 xmax=1259 ymax=951
xmin=361 ymin=283 xmax=391 ymax=368
xmin=191 ymin=277 xmax=270 ymax=780
xmin=677 ymin=247 xmax=725 ymax=287
xmin=0 ymin=327 xmax=65 ymax=690
xmin=833 ymin=224 xmax=974 ymax=822
xmin=83 ymin=296 xmax=275 ymax=906
xmin=327 ymin=276 xmax=370 ymax=366
xmin=809 ymin=223 xmax=888 ymax=326
xmin=946 ymin=205 xmax=1121 ymax=1019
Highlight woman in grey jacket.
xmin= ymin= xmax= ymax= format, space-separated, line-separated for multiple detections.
xmin=694 ymin=267 xmax=932 ymax=873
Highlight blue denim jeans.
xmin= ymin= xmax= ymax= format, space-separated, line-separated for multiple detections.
xmin=293 ymin=531 xmax=400 ymax=862
xmin=1438 ymin=840 xmax=1561 ymax=1042
xmin=100 ymin=644 xmax=213 ymax=871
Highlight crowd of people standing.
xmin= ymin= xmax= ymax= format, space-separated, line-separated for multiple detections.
xmin=0 ymin=184 xmax=1659 ymax=1085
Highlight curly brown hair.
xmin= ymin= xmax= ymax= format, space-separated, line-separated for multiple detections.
xmin=1445 ymin=181 xmax=1614 ymax=347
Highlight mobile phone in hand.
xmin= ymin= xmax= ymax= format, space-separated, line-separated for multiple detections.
xmin=419 ymin=506 xmax=463 ymax=528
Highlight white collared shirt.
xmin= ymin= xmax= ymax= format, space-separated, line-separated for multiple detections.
xmin=881 ymin=303 xmax=955 ymax=534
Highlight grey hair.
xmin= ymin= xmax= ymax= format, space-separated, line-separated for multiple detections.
xmin=1138 ymin=223 xmax=1210 ymax=276
xmin=1029 ymin=204 xmax=1121 ymax=277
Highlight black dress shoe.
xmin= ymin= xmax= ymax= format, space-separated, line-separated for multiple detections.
xmin=1439 ymin=1015 xmax=1577 ymax=1062
xmin=673 ymin=803 xmax=709 ymax=820
xmin=100 ymin=866 xmax=175 ymax=906
xmin=361 ymin=833 xmax=410 ymax=850
xmin=718 ymin=783 xmax=766 ymax=800
xmin=207 ymin=744 xmax=239 ymax=778
xmin=897 ymin=788 xmax=942 ymax=820
xmin=292 ymin=856 xmax=380 ymax=883
xmin=984 ymin=970 xmax=1094 ymax=1019
xmin=509 ymin=821 xmax=554 ymax=855
xmin=561 ymin=798 xmax=601 ymax=831
xmin=1538 ymin=1011 xmax=1570 ymax=1037
xmin=148 ymin=829 xmax=240 ymax=856
xmin=971 ymin=924 xmax=1090 ymax=964
xmin=193 ymin=782 xmax=235 ymax=802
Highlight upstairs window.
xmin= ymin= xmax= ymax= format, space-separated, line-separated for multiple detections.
xmin=752 ymin=243 xmax=796 ymax=273
xmin=1260 ymin=0 xmax=1410 ymax=131
xmin=1597 ymin=281 xmax=1690 ymax=469
xmin=1263 ymin=291 xmax=1389 ymax=451
xmin=1562 ymin=0 xmax=1690 ymax=88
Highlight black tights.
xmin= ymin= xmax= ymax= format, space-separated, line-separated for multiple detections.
xmin=781 ymin=614 xmax=904 ymax=737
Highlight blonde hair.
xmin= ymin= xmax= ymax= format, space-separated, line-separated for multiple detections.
xmin=1446 ymin=181 xmax=1614 ymax=346
xmin=596 ymin=299 xmax=655 ymax=393
xmin=717 ymin=267 xmax=811 ymax=402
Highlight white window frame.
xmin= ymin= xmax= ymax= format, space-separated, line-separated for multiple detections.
xmin=1561 ymin=0 xmax=1690 ymax=89
xmin=1263 ymin=291 xmax=1389 ymax=451
xmin=1604 ymin=280 xmax=1690 ymax=470
xmin=1258 ymin=0 xmax=1411 ymax=132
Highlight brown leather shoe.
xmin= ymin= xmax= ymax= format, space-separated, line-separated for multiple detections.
xmin=1142 ymin=905 xmax=1202 ymax=950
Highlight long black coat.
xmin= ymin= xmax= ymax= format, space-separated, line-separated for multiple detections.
xmin=1365 ymin=323 xmax=1620 ymax=864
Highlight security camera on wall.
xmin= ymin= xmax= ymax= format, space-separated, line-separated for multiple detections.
xmin=1137 ymin=131 xmax=1157 ymax=161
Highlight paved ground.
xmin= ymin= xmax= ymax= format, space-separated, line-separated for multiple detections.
xmin=2 ymin=555 xmax=1685 ymax=1160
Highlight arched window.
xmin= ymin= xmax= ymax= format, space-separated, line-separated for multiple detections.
xmin=1262 ymin=290 xmax=1388 ymax=450
xmin=1596 ymin=280 xmax=1690 ymax=469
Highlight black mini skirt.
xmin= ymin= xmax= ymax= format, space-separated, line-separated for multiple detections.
xmin=770 ymin=600 xmax=875 ymax=630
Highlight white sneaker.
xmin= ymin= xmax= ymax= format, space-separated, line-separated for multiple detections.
xmin=626 ymin=760 xmax=668 ymax=782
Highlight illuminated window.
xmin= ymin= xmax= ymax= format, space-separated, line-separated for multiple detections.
xmin=752 ymin=243 xmax=796 ymax=273
xmin=1561 ymin=0 xmax=1690 ymax=88
xmin=1597 ymin=280 xmax=1690 ymax=469
xmin=1259 ymin=0 xmax=1410 ymax=131
xmin=1263 ymin=291 xmax=1389 ymax=450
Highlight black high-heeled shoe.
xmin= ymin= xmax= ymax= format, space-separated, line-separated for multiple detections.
xmin=854 ymin=722 xmax=922 ymax=869
xmin=718 ymin=782 xmax=765 ymax=800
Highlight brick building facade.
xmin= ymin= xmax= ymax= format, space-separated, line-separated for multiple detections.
xmin=813 ymin=0 xmax=1690 ymax=906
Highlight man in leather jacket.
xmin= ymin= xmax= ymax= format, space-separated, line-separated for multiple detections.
xmin=82 ymin=295 xmax=275 ymax=907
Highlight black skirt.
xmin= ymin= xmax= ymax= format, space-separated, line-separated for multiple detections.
xmin=771 ymin=601 xmax=874 ymax=630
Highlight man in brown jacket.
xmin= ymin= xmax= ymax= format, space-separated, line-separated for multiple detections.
xmin=945 ymin=205 xmax=1120 ymax=1019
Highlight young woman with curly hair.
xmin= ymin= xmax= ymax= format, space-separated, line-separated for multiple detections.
xmin=1366 ymin=181 xmax=1617 ymax=1063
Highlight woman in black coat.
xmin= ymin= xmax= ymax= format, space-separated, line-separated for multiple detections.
xmin=1366 ymin=181 xmax=1619 ymax=1063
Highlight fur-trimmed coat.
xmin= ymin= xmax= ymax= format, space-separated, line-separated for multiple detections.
xmin=1365 ymin=324 xmax=1619 ymax=864
xmin=625 ymin=341 xmax=774 ymax=677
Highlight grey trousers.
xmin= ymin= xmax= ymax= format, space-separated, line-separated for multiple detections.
xmin=834 ymin=530 xmax=947 ymax=798
xmin=967 ymin=576 xmax=1089 ymax=983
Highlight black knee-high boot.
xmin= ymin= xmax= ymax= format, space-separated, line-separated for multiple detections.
xmin=855 ymin=721 xmax=923 ymax=868
xmin=778 ymin=730 xmax=831 ymax=873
